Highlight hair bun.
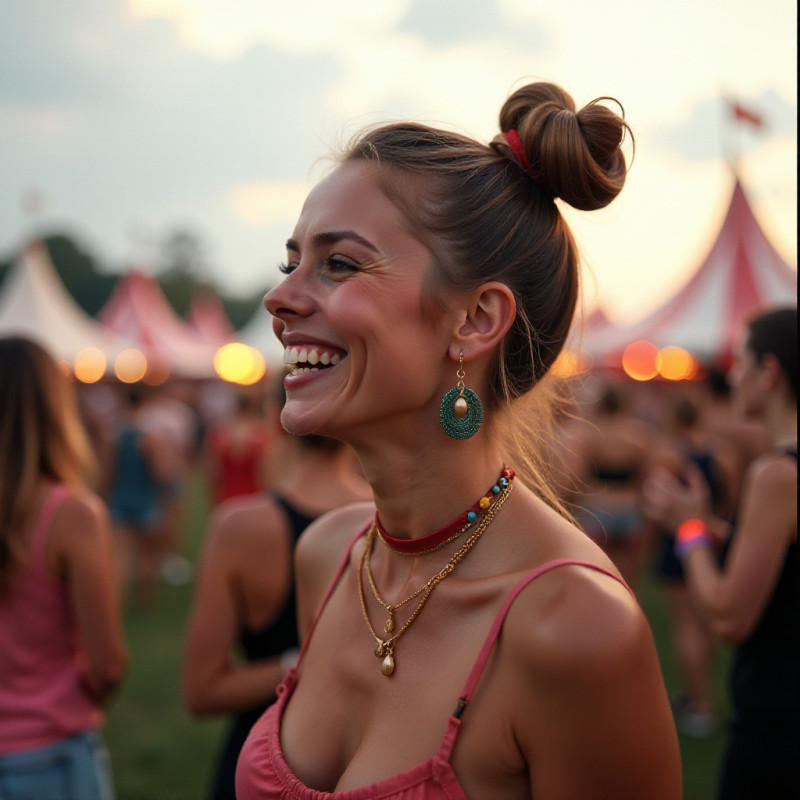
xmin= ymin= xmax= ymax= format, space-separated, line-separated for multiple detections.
xmin=497 ymin=82 xmax=632 ymax=211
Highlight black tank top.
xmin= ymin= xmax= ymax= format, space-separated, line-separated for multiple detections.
xmin=731 ymin=449 xmax=798 ymax=724
xmin=209 ymin=493 xmax=320 ymax=800
xmin=238 ymin=494 xmax=317 ymax=662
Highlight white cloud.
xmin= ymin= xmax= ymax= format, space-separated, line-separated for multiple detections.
xmin=228 ymin=181 xmax=311 ymax=226
xmin=1 ymin=0 xmax=795 ymax=319
xmin=127 ymin=0 xmax=413 ymax=58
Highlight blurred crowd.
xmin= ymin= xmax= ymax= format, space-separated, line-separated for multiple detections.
xmin=557 ymin=369 xmax=767 ymax=737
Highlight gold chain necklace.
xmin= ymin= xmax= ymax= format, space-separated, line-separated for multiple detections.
xmin=356 ymin=480 xmax=513 ymax=677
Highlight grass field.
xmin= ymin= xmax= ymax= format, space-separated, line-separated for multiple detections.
xmin=104 ymin=472 xmax=730 ymax=799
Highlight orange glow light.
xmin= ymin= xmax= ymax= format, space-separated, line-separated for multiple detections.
xmin=551 ymin=350 xmax=587 ymax=379
xmin=115 ymin=349 xmax=148 ymax=383
xmin=74 ymin=347 xmax=107 ymax=384
xmin=214 ymin=342 xmax=266 ymax=385
xmin=622 ymin=340 xmax=660 ymax=381
xmin=658 ymin=346 xmax=695 ymax=381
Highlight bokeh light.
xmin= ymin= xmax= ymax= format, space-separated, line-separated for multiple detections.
xmin=73 ymin=347 xmax=107 ymax=383
xmin=214 ymin=342 xmax=266 ymax=385
xmin=115 ymin=349 xmax=148 ymax=383
xmin=622 ymin=340 xmax=660 ymax=381
xmin=658 ymin=346 xmax=695 ymax=381
xmin=551 ymin=350 xmax=588 ymax=379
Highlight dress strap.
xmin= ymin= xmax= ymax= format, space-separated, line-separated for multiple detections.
xmin=295 ymin=518 xmax=373 ymax=667
xmin=29 ymin=484 xmax=71 ymax=564
xmin=456 ymin=559 xmax=632 ymax=709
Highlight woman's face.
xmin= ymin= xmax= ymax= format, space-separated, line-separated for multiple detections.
xmin=729 ymin=334 xmax=765 ymax=419
xmin=264 ymin=161 xmax=455 ymax=439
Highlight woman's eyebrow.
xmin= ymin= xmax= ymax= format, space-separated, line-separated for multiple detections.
xmin=285 ymin=230 xmax=380 ymax=254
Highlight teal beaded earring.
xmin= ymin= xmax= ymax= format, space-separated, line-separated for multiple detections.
xmin=439 ymin=351 xmax=483 ymax=439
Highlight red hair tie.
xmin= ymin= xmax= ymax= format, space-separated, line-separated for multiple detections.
xmin=503 ymin=129 xmax=543 ymax=185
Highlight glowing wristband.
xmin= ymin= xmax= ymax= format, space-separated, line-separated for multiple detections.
xmin=675 ymin=518 xmax=712 ymax=559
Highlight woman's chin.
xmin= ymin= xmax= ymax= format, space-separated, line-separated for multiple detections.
xmin=280 ymin=406 xmax=330 ymax=438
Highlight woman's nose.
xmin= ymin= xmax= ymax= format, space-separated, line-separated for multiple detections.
xmin=264 ymin=271 xmax=315 ymax=319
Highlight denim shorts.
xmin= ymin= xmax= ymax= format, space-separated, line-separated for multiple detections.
xmin=0 ymin=730 xmax=114 ymax=800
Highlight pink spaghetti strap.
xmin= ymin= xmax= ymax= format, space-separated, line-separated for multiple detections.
xmin=295 ymin=518 xmax=373 ymax=666
xmin=456 ymin=559 xmax=632 ymax=709
xmin=29 ymin=484 xmax=71 ymax=563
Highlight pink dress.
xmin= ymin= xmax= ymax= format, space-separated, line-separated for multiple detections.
xmin=237 ymin=530 xmax=630 ymax=799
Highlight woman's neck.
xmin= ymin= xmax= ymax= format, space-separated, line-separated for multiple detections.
xmin=765 ymin=395 xmax=797 ymax=450
xmin=353 ymin=436 xmax=507 ymax=541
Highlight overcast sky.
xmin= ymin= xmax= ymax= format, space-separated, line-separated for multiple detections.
xmin=1 ymin=0 xmax=796 ymax=323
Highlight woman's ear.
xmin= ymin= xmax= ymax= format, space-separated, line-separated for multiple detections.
xmin=760 ymin=353 xmax=784 ymax=391
xmin=449 ymin=281 xmax=516 ymax=362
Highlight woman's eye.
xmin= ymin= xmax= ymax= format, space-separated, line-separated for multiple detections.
xmin=325 ymin=256 xmax=359 ymax=274
xmin=278 ymin=261 xmax=298 ymax=275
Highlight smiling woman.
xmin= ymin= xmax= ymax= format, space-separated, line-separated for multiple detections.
xmin=235 ymin=81 xmax=681 ymax=800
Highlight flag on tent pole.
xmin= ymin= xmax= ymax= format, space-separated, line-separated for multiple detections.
xmin=728 ymin=99 xmax=764 ymax=128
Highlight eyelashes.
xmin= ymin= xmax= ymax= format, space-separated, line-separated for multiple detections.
xmin=325 ymin=256 xmax=359 ymax=273
xmin=277 ymin=256 xmax=359 ymax=276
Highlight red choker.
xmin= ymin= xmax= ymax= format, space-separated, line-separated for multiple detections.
xmin=375 ymin=467 xmax=514 ymax=555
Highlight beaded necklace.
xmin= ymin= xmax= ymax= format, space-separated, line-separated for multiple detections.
xmin=375 ymin=466 xmax=514 ymax=556
xmin=357 ymin=476 xmax=514 ymax=676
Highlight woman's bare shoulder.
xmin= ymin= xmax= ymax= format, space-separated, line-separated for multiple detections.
xmin=296 ymin=501 xmax=375 ymax=574
xmin=751 ymin=449 xmax=798 ymax=484
xmin=503 ymin=548 xmax=643 ymax=680
xmin=201 ymin=494 xmax=290 ymax=559
xmin=43 ymin=489 xmax=113 ymax=574
xmin=49 ymin=488 xmax=108 ymax=543
xmin=741 ymin=451 xmax=797 ymax=522
xmin=499 ymin=516 xmax=680 ymax=798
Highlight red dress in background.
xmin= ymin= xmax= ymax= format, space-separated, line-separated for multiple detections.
xmin=207 ymin=424 xmax=272 ymax=505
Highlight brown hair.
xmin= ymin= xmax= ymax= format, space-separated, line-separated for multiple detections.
xmin=745 ymin=306 xmax=798 ymax=399
xmin=342 ymin=81 xmax=632 ymax=510
xmin=0 ymin=336 xmax=96 ymax=593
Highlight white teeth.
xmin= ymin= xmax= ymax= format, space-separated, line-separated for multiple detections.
xmin=282 ymin=345 xmax=345 ymax=368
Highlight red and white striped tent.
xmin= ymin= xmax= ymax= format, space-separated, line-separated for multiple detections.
xmin=584 ymin=177 xmax=797 ymax=366
xmin=98 ymin=270 xmax=218 ymax=378
xmin=186 ymin=290 xmax=235 ymax=348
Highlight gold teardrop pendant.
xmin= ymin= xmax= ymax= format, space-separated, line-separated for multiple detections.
xmin=384 ymin=613 xmax=395 ymax=633
xmin=380 ymin=654 xmax=395 ymax=676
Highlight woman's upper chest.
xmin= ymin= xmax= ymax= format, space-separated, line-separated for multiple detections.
xmin=279 ymin=569 xmax=531 ymax=796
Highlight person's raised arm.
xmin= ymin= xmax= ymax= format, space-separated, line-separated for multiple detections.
xmin=644 ymin=454 xmax=796 ymax=643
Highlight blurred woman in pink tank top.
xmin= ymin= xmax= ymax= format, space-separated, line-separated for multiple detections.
xmin=0 ymin=336 xmax=128 ymax=800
